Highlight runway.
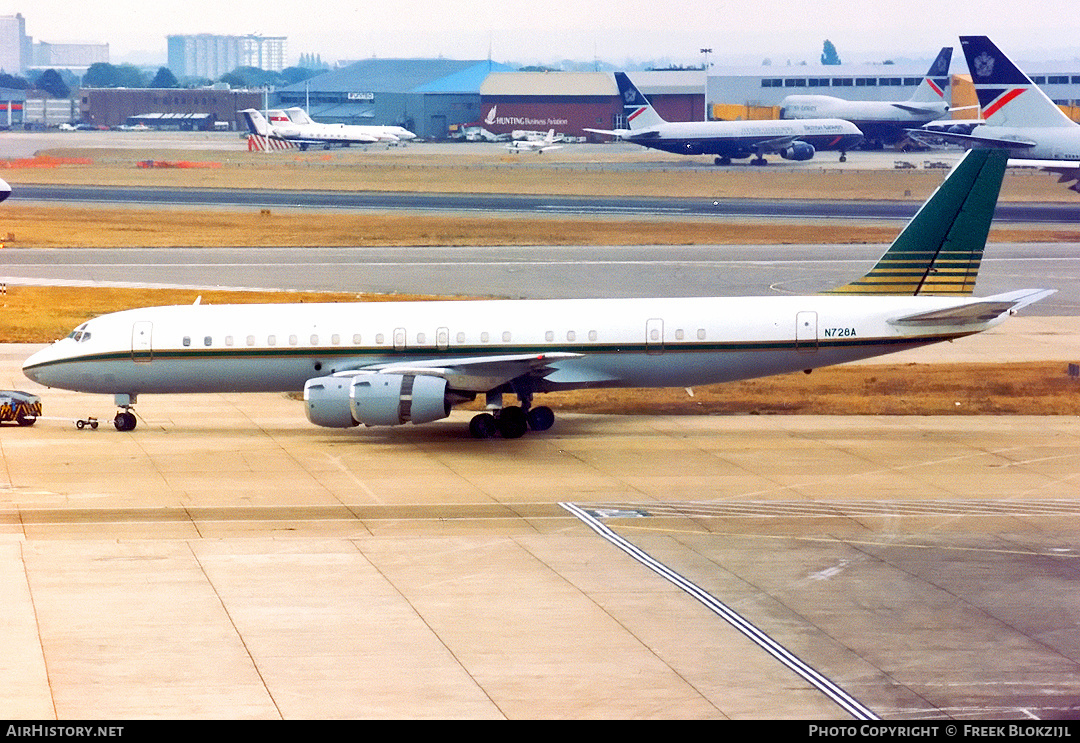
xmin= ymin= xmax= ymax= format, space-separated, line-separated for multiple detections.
xmin=2 ymin=243 xmax=1078 ymax=314
xmin=10 ymin=182 xmax=1080 ymax=223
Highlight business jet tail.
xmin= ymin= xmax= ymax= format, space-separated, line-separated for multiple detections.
xmin=238 ymin=109 xmax=271 ymax=137
xmin=828 ymin=148 xmax=1007 ymax=296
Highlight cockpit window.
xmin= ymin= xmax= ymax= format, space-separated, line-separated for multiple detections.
xmin=66 ymin=324 xmax=91 ymax=342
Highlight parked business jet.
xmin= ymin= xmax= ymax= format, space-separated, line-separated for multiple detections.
xmin=0 ymin=177 xmax=10 ymax=203
xmin=913 ymin=36 xmax=1080 ymax=191
xmin=781 ymin=47 xmax=953 ymax=149
xmin=283 ymin=108 xmax=417 ymax=143
xmin=586 ymin=72 xmax=863 ymax=165
xmin=21 ymin=149 xmax=1050 ymax=437
xmin=505 ymin=129 xmax=563 ymax=154
xmin=239 ymin=109 xmax=380 ymax=150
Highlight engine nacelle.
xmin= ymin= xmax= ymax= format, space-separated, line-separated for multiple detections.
xmin=304 ymin=375 xmax=359 ymax=428
xmin=350 ymin=373 xmax=451 ymax=426
xmin=780 ymin=142 xmax=815 ymax=161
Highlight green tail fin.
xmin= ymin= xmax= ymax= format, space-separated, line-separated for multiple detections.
xmin=827 ymin=148 xmax=1008 ymax=296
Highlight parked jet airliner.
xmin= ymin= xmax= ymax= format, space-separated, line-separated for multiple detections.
xmin=781 ymin=47 xmax=953 ymax=150
xmin=912 ymin=37 xmax=1080 ymax=191
xmin=586 ymin=72 xmax=864 ymax=165
xmin=22 ymin=149 xmax=1049 ymax=436
xmin=0 ymin=177 xmax=9 ymax=203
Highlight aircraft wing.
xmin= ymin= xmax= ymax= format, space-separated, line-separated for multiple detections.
xmin=888 ymin=289 xmax=1055 ymax=327
xmin=749 ymin=135 xmax=803 ymax=153
xmin=355 ymin=351 xmax=584 ymax=391
xmin=906 ymin=128 xmax=1037 ymax=149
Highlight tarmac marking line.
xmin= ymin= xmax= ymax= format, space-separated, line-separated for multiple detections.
xmin=560 ymin=501 xmax=879 ymax=721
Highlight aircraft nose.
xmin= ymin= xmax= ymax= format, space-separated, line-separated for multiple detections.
xmin=0 ymin=177 xmax=10 ymax=204
xmin=22 ymin=345 xmax=60 ymax=387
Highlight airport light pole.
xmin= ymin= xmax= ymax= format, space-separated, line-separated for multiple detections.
xmin=700 ymin=48 xmax=712 ymax=121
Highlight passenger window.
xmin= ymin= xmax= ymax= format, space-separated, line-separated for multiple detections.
xmin=289 ymin=335 xmax=298 ymax=346
xmin=375 ymin=333 xmax=384 ymax=344
xmin=204 ymin=336 xmax=212 ymax=346
xmin=268 ymin=335 xmax=276 ymax=346
xmin=675 ymin=329 xmax=684 ymax=341
xmin=481 ymin=332 xmax=489 ymax=343
xmin=502 ymin=331 xmax=511 ymax=342
xmin=310 ymin=334 xmax=318 ymax=345
xmin=456 ymin=332 xmax=465 ymax=343
xmin=247 ymin=335 xmax=255 ymax=346
xmin=352 ymin=334 xmax=362 ymax=345
xmin=183 ymin=336 xmax=191 ymax=347
xmin=545 ymin=331 xmax=554 ymax=342
xmin=331 ymin=334 xmax=340 ymax=345
xmin=567 ymin=330 xmax=576 ymax=342
xmin=416 ymin=332 xmax=426 ymax=344
xmin=588 ymin=330 xmax=597 ymax=341
xmin=225 ymin=336 xmax=234 ymax=346
xmin=697 ymin=328 xmax=706 ymax=340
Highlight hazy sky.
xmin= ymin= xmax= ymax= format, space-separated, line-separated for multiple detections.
xmin=6 ymin=0 xmax=1080 ymax=68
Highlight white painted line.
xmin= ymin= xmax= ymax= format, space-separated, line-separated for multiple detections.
xmin=561 ymin=501 xmax=879 ymax=721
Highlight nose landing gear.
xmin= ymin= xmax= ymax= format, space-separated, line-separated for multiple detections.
xmin=113 ymin=394 xmax=138 ymax=431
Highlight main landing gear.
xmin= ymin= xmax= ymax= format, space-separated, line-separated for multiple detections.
xmin=469 ymin=390 xmax=555 ymax=439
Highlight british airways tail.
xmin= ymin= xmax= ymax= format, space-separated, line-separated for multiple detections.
xmin=614 ymin=72 xmax=669 ymax=129
xmin=907 ymin=46 xmax=952 ymax=105
xmin=960 ymin=36 xmax=1075 ymax=128
xmin=828 ymin=148 xmax=1007 ymax=296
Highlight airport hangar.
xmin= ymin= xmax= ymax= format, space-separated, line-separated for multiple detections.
xmin=69 ymin=56 xmax=1080 ymax=136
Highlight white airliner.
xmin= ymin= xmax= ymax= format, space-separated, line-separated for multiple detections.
xmin=781 ymin=47 xmax=953 ymax=149
xmin=0 ymin=176 xmax=9 ymax=203
xmin=586 ymin=72 xmax=864 ymax=165
xmin=239 ymin=108 xmax=416 ymax=150
xmin=912 ymin=37 xmax=1080 ymax=191
xmin=505 ymin=129 xmax=563 ymax=154
xmin=21 ymin=149 xmax=1050 ymax=437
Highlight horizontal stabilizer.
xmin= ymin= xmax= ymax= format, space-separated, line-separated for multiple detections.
xmin=889 ymin=289 xmax=1055 ymax=326
xmin=583 ymin=127 xmax=630 ymax=138
xmin=892 ymin=103 xmax=948 ymax=116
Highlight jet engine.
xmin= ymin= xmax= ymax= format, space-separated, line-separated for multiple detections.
xmin=780 ymin=142 xmax=815 ymax=161
xmin=304 ymin=375 xmax=358 ymax=428
xmin=350 ymin=373 xmax=451 ymax=426
xmin=304 ymin=373 xmax=453 ymax=428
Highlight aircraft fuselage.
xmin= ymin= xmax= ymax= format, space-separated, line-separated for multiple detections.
xmin=23 ymin=295 xmax=994 ymax=398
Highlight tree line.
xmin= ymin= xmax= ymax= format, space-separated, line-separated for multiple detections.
xmin=0 ymin=63 xmax=325 ymax=99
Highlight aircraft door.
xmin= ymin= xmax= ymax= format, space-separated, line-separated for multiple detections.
xmin=796 ymin=311 xmax=818 ymax=352
xmin=131 ymin=321 xmax=153 ymax=362
xmin=645 ymin=318 xmax=664 ymax=354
